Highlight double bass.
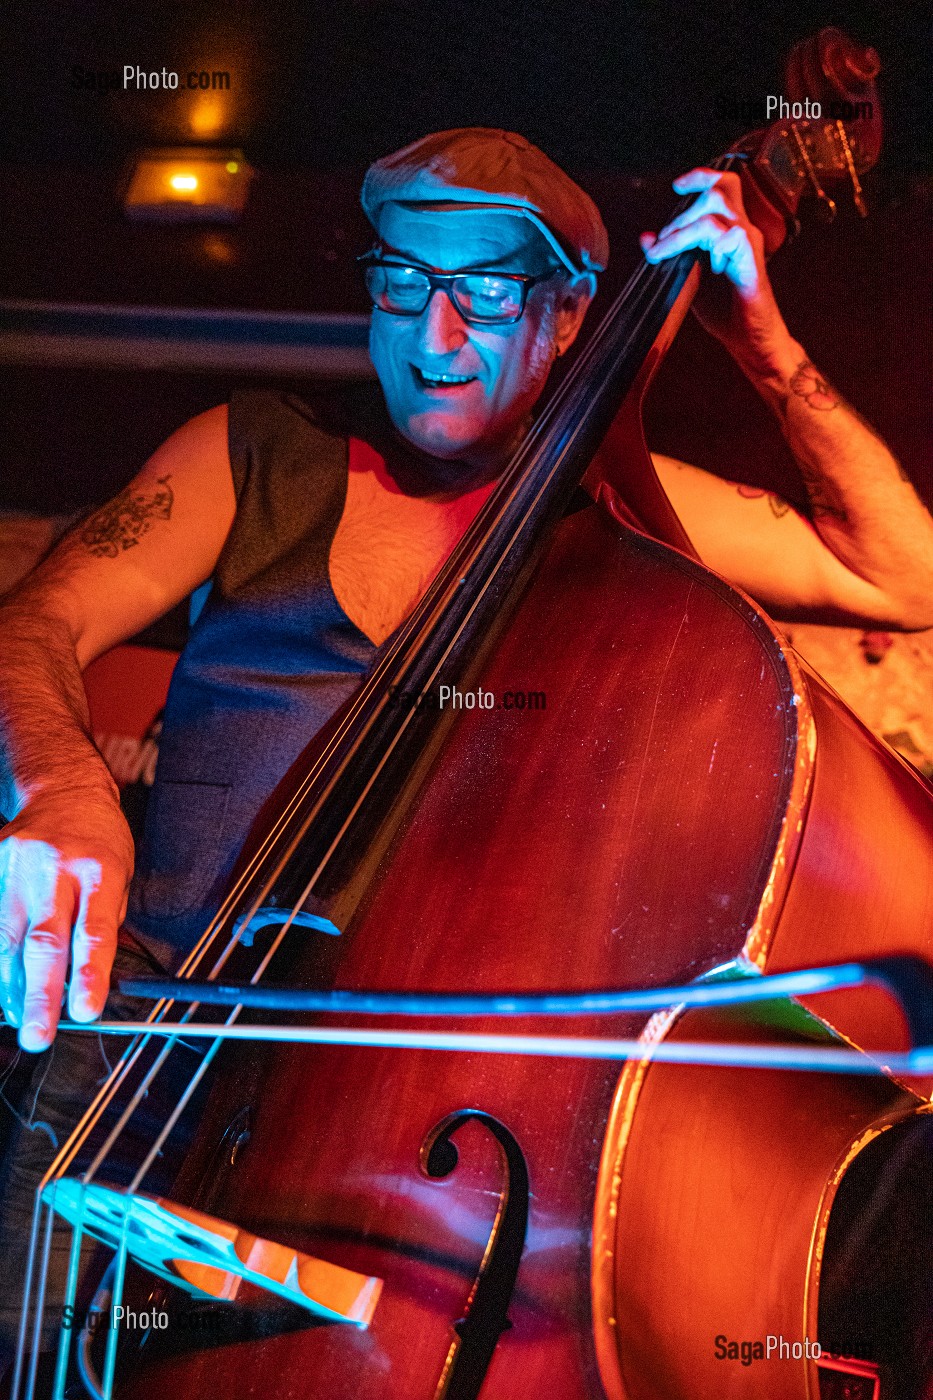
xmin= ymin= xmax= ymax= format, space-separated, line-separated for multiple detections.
xmin=16 ymin=28 xmax=933 ymax=1400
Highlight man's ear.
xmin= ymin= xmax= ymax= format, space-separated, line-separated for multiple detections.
xmin=553 ymin=273 xmax=597 ymax=356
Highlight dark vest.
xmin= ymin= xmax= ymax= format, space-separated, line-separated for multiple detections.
xmin=124 ymin=390 xmax=379 ymax=969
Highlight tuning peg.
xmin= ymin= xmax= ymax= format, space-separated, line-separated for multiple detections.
xmin=789 ymin=126 xmax=837 ymax=222
xmin=833 ymin=119 xmax=869 ymax=217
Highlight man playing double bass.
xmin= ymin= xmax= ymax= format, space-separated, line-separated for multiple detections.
xmin=0 ymin=127 xmax=931 ymax=1371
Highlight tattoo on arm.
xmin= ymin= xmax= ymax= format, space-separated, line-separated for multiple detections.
xmin=786 ymin=360 xmax=911 ymax=481
xmin=788 ymin=360 xmax=839 ymax=412
xmin=734 ymin=483 xmax=792 ymax=519
xmin=782 ymin=358 xmax=915 ymax=514
xmin=80 ymin=476 xmax=174 ymax=559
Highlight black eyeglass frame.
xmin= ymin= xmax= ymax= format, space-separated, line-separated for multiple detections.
xmin=358 ymin=252 xmax=556 ymax=326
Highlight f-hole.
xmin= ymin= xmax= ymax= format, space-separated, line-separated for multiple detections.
xmin=420 ymin=1110 xmax=529 ymax=1400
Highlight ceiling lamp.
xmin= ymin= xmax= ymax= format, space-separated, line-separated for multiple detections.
xmin=123 ymin=147 xmax=253 ymax=223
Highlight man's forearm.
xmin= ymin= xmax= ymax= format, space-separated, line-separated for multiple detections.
xmin=737 ymin=337 xmax=933 ymax=623
xmin=0 ymin=600 xmax=118 ymax=822
xmin=640 ymin=164 xmax=933 ymax=625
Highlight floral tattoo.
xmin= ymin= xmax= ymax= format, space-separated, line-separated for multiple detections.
xmin=786 ymin=359 xmax=908 ymax=478
xmin=788 ymin=360 xmax=839 ymax=412
xmin=80 ymin=476 xmax=174 ymax=558
xmin=735 ymin=483 xmax=791 ymax=518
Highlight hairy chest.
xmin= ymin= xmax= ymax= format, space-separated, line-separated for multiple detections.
xmin=328 ymin=449 xmax=493 ymax=646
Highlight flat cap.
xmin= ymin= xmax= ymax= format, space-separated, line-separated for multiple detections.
xmin=361 ymin=127 xmax=609 ymax=276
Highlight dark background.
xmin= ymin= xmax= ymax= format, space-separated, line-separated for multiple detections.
xmin=3 ymin=0 xmax=930 ymax=173
xmin=1 ymin=0 xmax=931 ymax=514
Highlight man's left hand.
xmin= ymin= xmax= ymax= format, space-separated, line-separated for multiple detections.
xmin=640 ymin=168 xmax=796 ymax=378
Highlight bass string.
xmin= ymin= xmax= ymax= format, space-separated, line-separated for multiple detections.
xmin=16 ymin=983 xmax=245 ymax=1400
xmin=15 ymin=994 xmax=214 ymax=1400
xmin=109 ymin=790 xmax=428 ymax=1193
xmin=82 ymin=865 xmax=320 ymax=1194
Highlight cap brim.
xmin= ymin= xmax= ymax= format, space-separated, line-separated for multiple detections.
xmin=378 ymin=198 xmax=585 ymax=276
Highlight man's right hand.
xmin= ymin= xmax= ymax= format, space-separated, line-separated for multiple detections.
xmin=0 ymin=789 xmax=134 ymax=1052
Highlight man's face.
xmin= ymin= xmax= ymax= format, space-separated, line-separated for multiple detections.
xmin=368 ymin=204 xmax=579 ymax=470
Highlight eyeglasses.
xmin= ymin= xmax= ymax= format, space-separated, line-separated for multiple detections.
xmin=360 ymin=255 xmax=553 ymax=326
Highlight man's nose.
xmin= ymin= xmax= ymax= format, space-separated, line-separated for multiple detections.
xmin=418 ymin=288 xmax=469 ymax=355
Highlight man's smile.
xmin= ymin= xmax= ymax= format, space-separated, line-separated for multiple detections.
xmin=412 ymin=365 xmax=480 ymax=392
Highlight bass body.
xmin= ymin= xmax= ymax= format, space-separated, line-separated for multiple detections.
xmin=109 ymin=478 xmax=933 ymax=1400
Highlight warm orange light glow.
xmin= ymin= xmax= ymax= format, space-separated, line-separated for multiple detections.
xmin=188 ymin=97 xmax=227 ymax=140
xmin=123 ymin=148 xmax=253 ymax=223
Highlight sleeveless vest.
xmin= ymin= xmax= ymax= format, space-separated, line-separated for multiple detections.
xmin=124 ymin=390 xmax=380 ymax=969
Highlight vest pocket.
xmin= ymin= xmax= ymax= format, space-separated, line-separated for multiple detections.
xmin=137 ymin=779 xmax=233 ymax=921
